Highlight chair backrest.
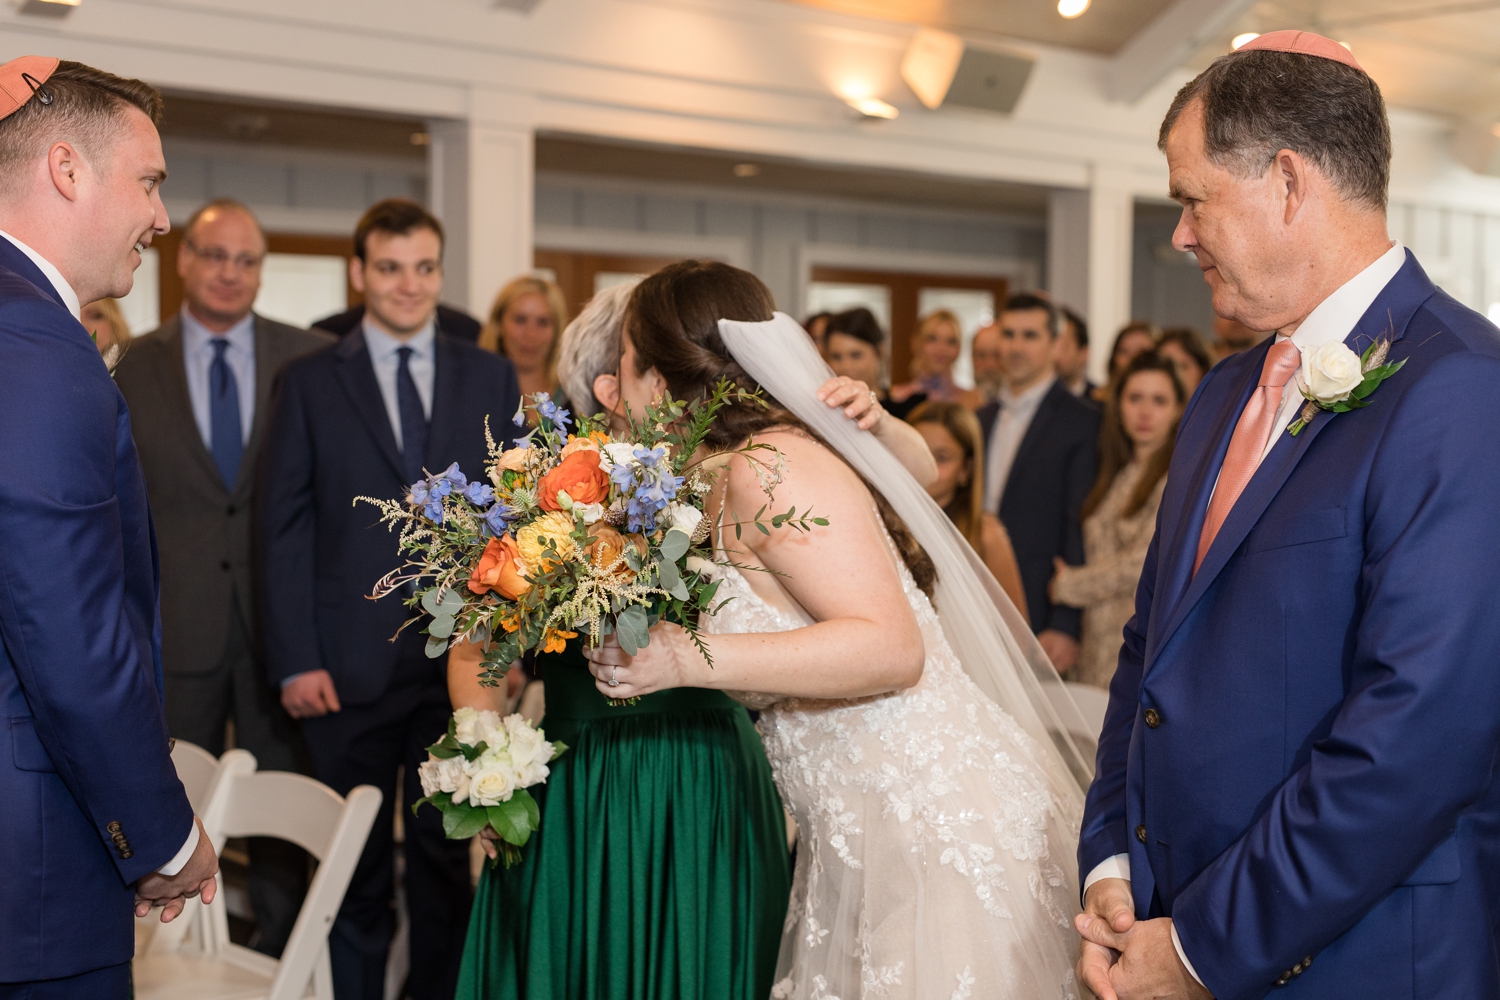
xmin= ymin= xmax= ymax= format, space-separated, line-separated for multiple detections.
xmin=1063 ymin=681 xmax=1110 ymax=737
xmin=200 ymin=766 xmax=382 ymax=1000
xmin=1041 ymin=680 xmax=1111 ymax=766
xmin=170 ymin=740 xmax=223 ymax=815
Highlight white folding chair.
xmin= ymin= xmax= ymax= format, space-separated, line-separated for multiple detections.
xmin=133 ymin=752 xmax=382 ymax=1000
xmin=136 ymin=743 xmax=249 ymax=957
xmin=1041 ymin=680 xmax=1111 ymax=765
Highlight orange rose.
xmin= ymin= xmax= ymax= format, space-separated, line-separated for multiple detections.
xmin=468 ymin=534 xmax=531 ymax=600
xmin=538 ymin=451 xmax=610 ymax=511
xmin=560 ymin=435 xmax=600 ymax=458
xmin=585 ymin=524 xmax=647 ymax=581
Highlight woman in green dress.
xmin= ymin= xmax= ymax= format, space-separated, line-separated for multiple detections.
xmin=447 ymin=280 xmax=790 ymax=1000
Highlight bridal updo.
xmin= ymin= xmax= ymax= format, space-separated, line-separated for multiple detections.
xmin=626 ymin=260 xmax=936 ymax=596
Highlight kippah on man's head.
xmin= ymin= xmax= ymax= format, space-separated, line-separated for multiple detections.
xmin=1235 ymin=30 xmax=1364 ymax=73
xmin=0 ymin=56 xmax=60 ymax=123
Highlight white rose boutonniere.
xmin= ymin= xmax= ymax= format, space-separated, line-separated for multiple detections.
xmin=1288 ymin=337 xmax=1407 ymax=436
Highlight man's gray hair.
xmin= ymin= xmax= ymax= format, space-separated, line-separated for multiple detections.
xmin=558 ymin=279 xmax=639 ymax=417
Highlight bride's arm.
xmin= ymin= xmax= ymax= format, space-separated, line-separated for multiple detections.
xmin=584 ymin=432 xmax=925 ymax=700
xmin=447 ymin=640 xmax=524 ymax=711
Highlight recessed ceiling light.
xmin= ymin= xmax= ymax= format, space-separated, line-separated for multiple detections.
xmin=1232 ymin=32 xmax=1260 ymax=50
xmin=732 ymin=163 xmax=760 ymax=178
xmin=1058 ymin=0 xmax=1089 ymax=18
xmin=846 ymin=96 xmax=899 ymax=120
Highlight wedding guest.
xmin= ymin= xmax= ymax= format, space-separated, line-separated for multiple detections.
xmin=824 ymin=307 xmax=926 ymax=420
xmin=0 ymin=55 xmax=218 ymax=999
xmin=1049 ymin=352 xmax=1183 ymax=689
xmin=890 ymin=309 xmax=980 ymax=408
xmin=1106 ymin=320 xmax=1160 ymax=382
xmin=115 ymin=198 xmax=329 ymax=957
xmin=975 ymin=292 xmax=1100 ymax=673
xmin=1210 ymin=313 xmax=1270 ymax=361
xmin=478 ymin=274 xmax=569 ymax=401
xmin=1157 ymin=326 xmax=1214 ymax=395
xmin=907 ymin=400 xmax=1028 ymax=621
xmin=558 ymin=279 xmax=637 ymax=419
xmin=1056 ymin=306 xmax=1098 ymax=401
xmin=970 ymin=321 xmax=1005 ymax=404
xmin=803 ymin=310 xmax=831 ymax=354
xmin=260 ymin=197 xmax=522 ymax=1000
xmin=82 ymin=296 xmax=131 ymax=355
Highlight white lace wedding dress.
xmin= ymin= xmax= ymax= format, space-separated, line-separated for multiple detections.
xmin=704 ymin=547 xmax=1083 ymax=1000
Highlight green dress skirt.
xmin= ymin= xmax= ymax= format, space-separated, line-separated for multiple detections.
xmin=454 ymin=641 xmax=791 ymax=1000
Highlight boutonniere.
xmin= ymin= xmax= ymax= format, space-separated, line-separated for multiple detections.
xmin=1287 ymin=339 xmax=1406 ymax=436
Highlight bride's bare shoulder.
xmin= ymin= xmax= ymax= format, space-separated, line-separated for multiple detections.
xmin=719 ymin=426 xmax=865 ymax=501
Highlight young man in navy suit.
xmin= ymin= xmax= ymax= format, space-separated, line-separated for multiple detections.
xmin=0 ymin=58 xmax=218 ymax=998
xmin=260 ymin=199 xmax=521 ymax=1000
xmin=1078 ymin=32 xmax=1500 ymax=1000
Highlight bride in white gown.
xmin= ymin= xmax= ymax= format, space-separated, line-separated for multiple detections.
xmin=583 ymin=262 xmax=1090 ymax=999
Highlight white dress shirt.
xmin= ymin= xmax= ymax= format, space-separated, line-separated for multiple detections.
xmin=0 ymin=228 xmax=81 ymax=319
xmin=982 ymin=375 xmax=1056 ymax=513
xmin=1083 ymin=240 xmax=1407 ymax=986
xmin=0 ymin=229 xmax=199 ymax=877
xmin=180 ymin=308 xmax=256 ymax=450
xmin=362 ymin=317 xmax=435 ymax=450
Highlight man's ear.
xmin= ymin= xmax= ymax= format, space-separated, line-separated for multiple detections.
xmin=47 ymin=141 xmax=82 ymax=203
xmin=349 ymin=256 xmax=366 ymax=295
xmin=1277 ymin=148 xmax=1312 ymax=225
xmin=593 ymin=372 xmax=620 ymax=414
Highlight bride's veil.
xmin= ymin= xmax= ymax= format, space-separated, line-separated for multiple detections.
xmin=718 ymin=312 xmax=1095 ymax=809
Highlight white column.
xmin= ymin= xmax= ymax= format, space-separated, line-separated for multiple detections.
xmin=1047 ymin=187 xmax=1090 ymax=312
xmin=1085 ymin=167 xmax=1136 ymax=385
xmin=427 ymin=89 xmax=535 ymax=318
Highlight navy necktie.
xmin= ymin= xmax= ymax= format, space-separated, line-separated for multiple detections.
xmin=396 ymin=346 xmax=428 ymax=485
xmin=208 ymin=338 xmax=242 ymax=489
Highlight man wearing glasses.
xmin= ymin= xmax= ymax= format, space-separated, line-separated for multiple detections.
xmin=114 ymin=198 xmax=330 ymax=957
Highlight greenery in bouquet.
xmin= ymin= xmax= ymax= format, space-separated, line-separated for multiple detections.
xmin=412 ymin=707 xmax=566 ymax=868
xmin=359 ymin=380 xmax=826 ymax=691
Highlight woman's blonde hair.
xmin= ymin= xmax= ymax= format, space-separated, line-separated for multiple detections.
xmin=479 ymin=276 xmax=569 ymax=389
xmin=905 ymin=400 xmax=985 ymax=553
xmin=914 ymin=309 xmax=962 ymax=376
xmin=83 ymin=297 xmax=131 ymax=353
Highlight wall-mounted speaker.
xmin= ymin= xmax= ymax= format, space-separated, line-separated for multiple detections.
xmin=900 ymin=28 xmax=1035 ymax=115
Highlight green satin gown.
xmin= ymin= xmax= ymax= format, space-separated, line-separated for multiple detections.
xmin=454 ymin=640 xmax=791 ymax=1000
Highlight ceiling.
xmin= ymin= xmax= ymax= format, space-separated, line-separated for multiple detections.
xmin=1191 ymin=1 xmax=1500 ymax=121
xmin=535 ymin=134 xmax=1050 ymax=214
xmin=157 ymin=92 xmax=428 ymax=159
xmin=777 ymin=0 xmax=1177 ymax=54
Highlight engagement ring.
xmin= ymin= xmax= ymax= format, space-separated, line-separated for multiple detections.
xmin=868 ymin=390 xmax=879 ymax=409
xmin=608 ymin=666 xmax=619 ymax=687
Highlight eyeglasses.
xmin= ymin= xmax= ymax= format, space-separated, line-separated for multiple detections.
xmin=184 ymin=239 xmax=264 ymax=272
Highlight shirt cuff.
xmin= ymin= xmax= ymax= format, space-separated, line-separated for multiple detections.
xmin=1171 ymin=922 xmax=1206 ymax=987
xmin=156 ymin=821 xmax=200 ymax=877
xmin=1083 ymin=853 xmax=1131 ymax=895
xmin=279 ymin=671 xmax=308 ymax=690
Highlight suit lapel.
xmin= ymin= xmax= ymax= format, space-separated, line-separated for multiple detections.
xmin=153 ymin=317 xmax=228 ymax=494
xmin=239 ymin=315 xmax=279 ymax=502
xmin=425 ymin=332 xmax=460 ymax=477
xmin=1001 ymin=381 xmax=1063 ymax=504
xmin=334 ymin=329 xmax=406 ymax=483
xmin=1149 ymin=252 xmax=1436 ymax=666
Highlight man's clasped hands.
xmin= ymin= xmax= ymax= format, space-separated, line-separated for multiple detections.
xmin=1076 ymin=877 xmax=1214 ymax=1000
xmin=132 ymin=816 xmax=222 ymax=923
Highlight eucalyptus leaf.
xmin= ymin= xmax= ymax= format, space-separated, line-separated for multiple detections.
xmin=616 ymin=604 xmax=650 ymax=655
xmin=660 ymin=529 xmax=691 ymax=562
xmin=437 ymin=589 xmax=465 ymax=615
xmin=429 ymin=615 xmax=456 ymax=639
xmin=669 ymin=578 xmax=691 ymax=601
xmin=425 ymin=634 xmax=450 ymax=659
xmin=421 ymin=589 xmax=444 ymax=616
xmin=658 ymin=560 xmax=680 ymax=590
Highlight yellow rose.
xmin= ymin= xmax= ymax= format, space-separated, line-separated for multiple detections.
xmin=560 ymin=435 xmax=600 ymax=459
xmin=516 ymin=511 xmax=577 ymax=573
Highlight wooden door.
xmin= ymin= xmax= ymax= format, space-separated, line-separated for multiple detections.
xmin=533 ymin=249 xmax=683 ymax=322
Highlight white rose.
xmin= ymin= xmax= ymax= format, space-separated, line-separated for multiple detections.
xmin=576 ymin=502 xmax=605 ymax=525
xmin=475 ymin=710 xmax=507 ymax=750
xmin=666 ymin=502 xmax=703 ymax=537
xmin=417 ymin=758 xmax=446 ymax=798
xmin=419 ymin=757 xmax=470 ymax=802
xmin=1300 ymin=342 xmax=1364 ymax=403
xmin=468 ymin=763 xmax=517 ymax=806
xmin=516 ymin=759 xmax=551 ymax=787
xmin=504 ymin=715 xmax=549 ymax=770
xmin=599 ymin=442 xmax=638 ymax=473
xmin=452 ymin=707 xmax=481 ymax=746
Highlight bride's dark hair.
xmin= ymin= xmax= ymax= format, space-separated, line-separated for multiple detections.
xmin=625 ymin=260 xmax=935 ymax=596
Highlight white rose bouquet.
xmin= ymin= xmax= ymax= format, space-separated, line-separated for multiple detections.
xmin=413 ymin=707 xmax=567 ymax=867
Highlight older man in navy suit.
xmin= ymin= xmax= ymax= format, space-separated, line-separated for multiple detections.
xmin=260 ymin=199 xmax=521 ymax=1000
xmin=1077 ymin=32 xmax=1500 ymax=1000
xmin=0 ymin=59 xmax=219 ymax=998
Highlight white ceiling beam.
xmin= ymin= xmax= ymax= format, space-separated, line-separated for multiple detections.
xmin=1105 ymin=0 xmax=1257 ymax=104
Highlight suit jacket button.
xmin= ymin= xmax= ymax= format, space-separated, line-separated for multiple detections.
xmin=1135 ymin=824 xmax=1147 ymax=844
xmin=120 ymin=849 xmax=133 ymax=859
xmin=1144 ymin=709 xmax=1161 ymax=729
xmin=106 ymin=821 xmax=122 ymax=833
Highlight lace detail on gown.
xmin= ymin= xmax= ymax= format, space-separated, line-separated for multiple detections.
xmin=704 ymin=551 xmax=1081 ymax=999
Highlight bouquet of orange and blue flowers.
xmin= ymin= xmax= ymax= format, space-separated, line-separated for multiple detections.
xmin=359 ymin=380 xmax=825 ymax=689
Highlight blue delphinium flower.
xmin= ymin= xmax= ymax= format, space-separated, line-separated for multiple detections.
xmin=613 ymin=445 xmax=683 ymax=533
xmin=464 ymin=481 xmax=495 ymax=507
xmin=534 ymin=392 xmax=571 ymax=430
xmin=407 ymin=464 xmax=474 ymax=525
xmin=482 ymin=503 xmax=520 ymax=539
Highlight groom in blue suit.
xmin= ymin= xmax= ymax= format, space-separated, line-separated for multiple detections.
xmin=1078 ymin=32 xmax=1500 ymax=1000
xmin=0 ymin=59 xmax=218 ymax=997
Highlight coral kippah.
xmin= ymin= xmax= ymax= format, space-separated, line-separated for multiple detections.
xmin=0 ymin=56 xmax=59 ymax=122
xmin=1236 ymin=30 xmax=1364 ymax=72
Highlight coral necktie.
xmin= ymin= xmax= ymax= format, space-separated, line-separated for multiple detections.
xmin=1194 ymin=339 xmax=1302 ymax=574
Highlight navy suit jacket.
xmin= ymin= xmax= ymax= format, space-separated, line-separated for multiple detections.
xmin=258 ymin=328 xmax=521 ymax=704
xmin=0 ymin=240 xmax=192 ymax=980
xmin=1080 ymin=252 xmax=1500 ymax=1000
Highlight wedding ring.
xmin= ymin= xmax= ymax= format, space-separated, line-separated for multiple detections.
xmin=868 ymin=390 xmax=880 ymax=409
xmin=608 ymin=666 xmax=619 ymax=687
